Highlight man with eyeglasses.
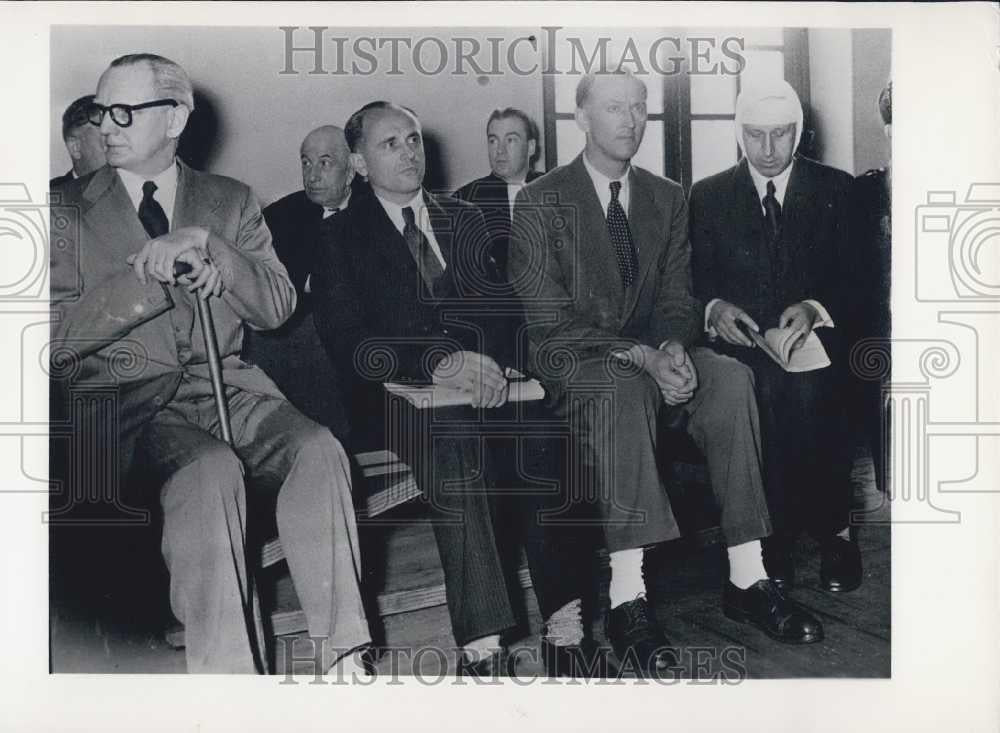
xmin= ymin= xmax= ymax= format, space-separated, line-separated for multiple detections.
xmin=49 ymin=53 xmax=371 ymax=675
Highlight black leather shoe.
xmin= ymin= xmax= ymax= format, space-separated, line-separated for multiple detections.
xmin=763 ymin=541 xmax=795 ymax=590
xmin=541 ymin=638 xmax=618 ymax=678
xmin=723 ymin=580 xmax=824 ymax=644
xmin=606 ymin=597 xmax=675 ymax=676
xmin=458 ymin=648 xmax=514 ymax=679
xmin=820 ymin=536 xmax=863 ymax=592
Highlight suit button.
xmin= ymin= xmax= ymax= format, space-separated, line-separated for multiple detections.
xmin=152 ymin=396 xmax=163 ymax=406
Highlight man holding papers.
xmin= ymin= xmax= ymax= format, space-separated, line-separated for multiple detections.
xmin=689 ymin=79 xmax=862 ymax=594
xmin=312 ymin=101 xmax=594 ymax=677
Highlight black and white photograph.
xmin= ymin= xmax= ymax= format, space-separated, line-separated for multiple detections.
xmin=1 ymin=2 xmax=998 ymax=731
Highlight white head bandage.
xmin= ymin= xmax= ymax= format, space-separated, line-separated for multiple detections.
xmin=734 ymin=79 xmax=804 ymax=157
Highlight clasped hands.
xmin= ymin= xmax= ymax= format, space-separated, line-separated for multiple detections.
xmin=126 ymin=226 xmax=223 ymax=300
xmin=620 ymin=342 xmax=698 ymax=406
xmin=709 ymin=299 xmax=819 ymax=350
xmin=432 ymin=350 xmax=508 ymax=408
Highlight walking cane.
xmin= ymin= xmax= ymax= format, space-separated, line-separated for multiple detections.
xmin=174 ymin=259 xmax=269 ymax=673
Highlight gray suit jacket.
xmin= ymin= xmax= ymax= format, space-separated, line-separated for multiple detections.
xmin=507 ymin=154 xmax=702 ymax=401
xmin=50 ymin=161 xmax=294 ymax=451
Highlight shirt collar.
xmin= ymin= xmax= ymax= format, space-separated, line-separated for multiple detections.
xmin=117 ymin=161 xmax=179 ymax=219
xmin=746 ymin=159 xmax=794 ymax=207
xmin=581 ymin=151 xmax=631 ymax=215
xmin=375 ymin=189 xmax=426 ymax=236
xmin=322 ymin=188 xmax=351 ymax=218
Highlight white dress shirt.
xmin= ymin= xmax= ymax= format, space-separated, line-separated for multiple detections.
xmin=506 ymin=181 xmax=526 ymax=219
xmin=374 ymin=190 xmax=447 ymax=269
xmin=704 ymin=160 xmax=832 ymax=334
xmin=581 ymin=151 xmax=632 ymax=219
xmin=118 ymin=162 xmax=179 ymax=229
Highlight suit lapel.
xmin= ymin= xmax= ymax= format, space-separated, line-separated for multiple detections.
xmin=734 ymin=160 xmax=774 ymax=271
xmin=566 ymin=156 xmax=622 ymax=300
xmin=82 ymin=166 xmax=151 ymax=266
xmin=779 ymin=158 xmax=811 ymax=267
xmin=622 ymin=168 xmax=660 ymax=317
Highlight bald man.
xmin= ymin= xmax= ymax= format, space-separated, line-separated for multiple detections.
xmin=243 ymin=126 xmax=357 ymax=438
xmin=689 ymin=80 xmax=862 ymax=593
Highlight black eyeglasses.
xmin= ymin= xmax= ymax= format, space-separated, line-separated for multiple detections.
xmin=87 ymin=99 xmax=178 ymax=128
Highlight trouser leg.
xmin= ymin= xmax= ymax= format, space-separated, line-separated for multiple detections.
xmin=228 ymin=393 xmax=371 ymax=668
xmin=143 ymin=420 xmax=259 ymax=673
xmin=684 ymin=348 xmax=772 ymax=547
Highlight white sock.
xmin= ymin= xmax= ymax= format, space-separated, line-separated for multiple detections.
xmin=836 ymin=526 xmax=851 ymax=540
xmin=727 ymin=540 xmax=768 ymax=590
xmin=609 ymin=548 xmax=645 ymax=608
xmin=544 ymin=598 xmax=584 ymax=646
xmin=463 ymin=634 xmax=501 ymax=661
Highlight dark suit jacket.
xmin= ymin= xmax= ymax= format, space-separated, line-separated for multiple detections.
xmin=507 ymin=154 xmax=702 ymax=402
xmin=50 ymin=161 xmax=293 ymax=458
xmin=689 ymin=156 xmax=854 ymax=343
xmin=240 ymin=189 xmax=350 ymax=437
xmin=50 ymin=170 xmax=74 ymax=189
xmin=453 ymin=170 xmax=543 ymax=276
xmin=311 ymin=186 xmax=505 ymax=447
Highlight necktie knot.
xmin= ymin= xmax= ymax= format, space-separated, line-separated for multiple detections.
xmin=137 ymin=180 xmax=168 ymax=239
xmin=609 ymin=180 xmax=622 ymax=201
xmin=402 ymin=205 xmax=416 ymax=228
xmin=766 ymin=179 xmax=776 ymax=198
xmin=142 ymin=180 xmax=158 ymax=200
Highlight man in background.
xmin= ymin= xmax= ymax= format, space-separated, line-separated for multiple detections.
xmin=689 ymin=79 xmax=862 ymax=594
xmin=243 ymin=125 xmax=355 ymax=439
xmin=51 ymin=94 xmax=107 ymax=188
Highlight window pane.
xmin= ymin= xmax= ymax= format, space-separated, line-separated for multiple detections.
xmin=739 ymin=49 xmax=785 ymax=86
xmin=555 ymin=119 xmax=664 ymax=176
xmin=708 ymin=27 xmax=785 ymax=48
xmin=690 ymin=73 xmax=737 ymax=115
xmin=691 ymin=119 xmax=738 ymax=183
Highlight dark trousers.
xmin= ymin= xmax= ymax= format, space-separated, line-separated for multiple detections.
xmin=356 ymin=395 xmax=588 ymax=646
xmin=720 ymin=337 xmax=852 ymax=539
xmin=552 ymin=347 xmax=772 ymax=554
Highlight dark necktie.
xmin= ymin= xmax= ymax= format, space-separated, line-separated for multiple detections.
xmin=763 ymin=179 xmax=782 ymax=243
xmin=402 ymin=205 xmax=445 ymax=294
xmin=607 ymin=180 xmax=638 ymax=289
xmin=138 ymin=180 xmax=169 ymax=238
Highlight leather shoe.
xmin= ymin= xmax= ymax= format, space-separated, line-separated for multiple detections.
xmin=723 ymin=579 xmax=824 ymax=644
xmin=458 ymin=648 xmax=514 ymax=679
xmin=606 ymin=596 xmax=675 ymax=676
xmin=541 ymin=637 xmax=618 ymax=678
xmin=763 ymin=541 xmax=795 ymax=590
xmin=820 ymin=536 xmax=862 ymax=592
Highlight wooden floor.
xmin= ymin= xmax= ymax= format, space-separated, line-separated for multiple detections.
xmin=50 ymin=454 xmax=889 ymax=679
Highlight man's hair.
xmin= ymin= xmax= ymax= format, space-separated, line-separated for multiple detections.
xmin=344 ymin=101 xmax=419 ymax=152
xmin=61 ymin=94 xmax=95 ymax=140
xmin=486 ymin=107 xmax=539 ymax=144
xmin=575 ymin=69 xmax=645 ymax=108
xmin=877 ymin=81 xmax=891 ymax=126
xmin=108 ymin=53 xmax=195 ymax=111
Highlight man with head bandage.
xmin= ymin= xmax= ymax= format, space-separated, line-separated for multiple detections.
xmin=689 ymin=78 xmax=862 ymax=594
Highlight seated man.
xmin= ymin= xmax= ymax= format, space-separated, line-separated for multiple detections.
xmin=689 ymin=79 xmax=862 ymax=592
xmin=311 ymin=101 xmax=594 ymax=677
xmin=243 ymin=125 xmax=355 ymax=440
xmin=49 ymin=53 xmax=370 ymax=674
xmin=509 ymin=70 xmax=822 ymax=677
xmin=51 ymin=93 xmax=107 ymax=188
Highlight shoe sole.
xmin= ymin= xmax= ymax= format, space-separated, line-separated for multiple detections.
xmin=723 ymin=606 xmax=825 ymax=645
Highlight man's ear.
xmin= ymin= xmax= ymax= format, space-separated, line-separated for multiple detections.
xmin=349 ymin=152 xmax=367 ymax=180
xmin=574 ymin=107 xmax=589 ymax=135
xmin=166 ymin=105 xmax=191 ymax=141
xmin=527 ymin=139 xmax=537 ymax=160
xmin=66 ymin=136 xmax=82 ymax=161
